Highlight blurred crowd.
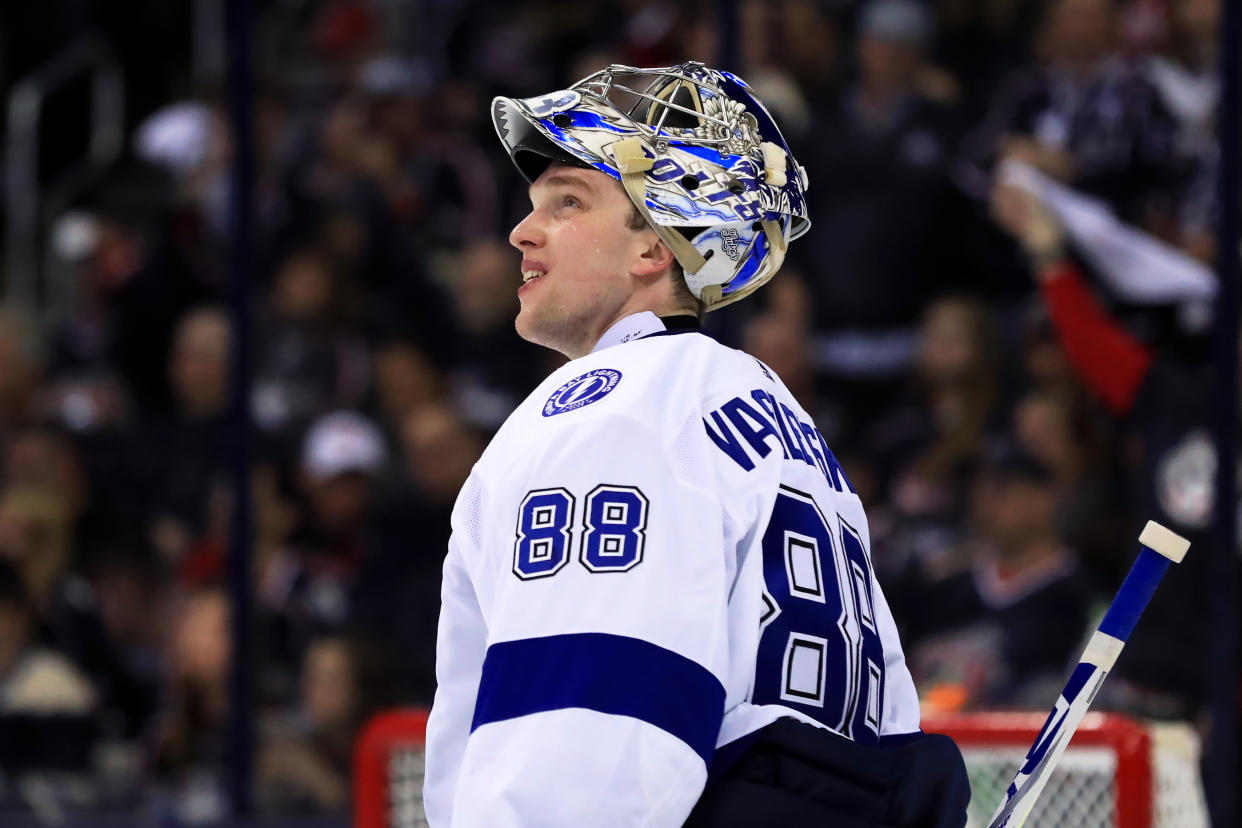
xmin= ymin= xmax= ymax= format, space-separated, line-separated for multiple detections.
xmin=0 ymin=0 xmax=1230 ymax=820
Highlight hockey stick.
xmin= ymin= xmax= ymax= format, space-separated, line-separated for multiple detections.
xmin=986 ymin=520 xmax=1190 ymax=828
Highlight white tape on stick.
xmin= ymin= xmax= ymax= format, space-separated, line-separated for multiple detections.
xmin=1138 ymin=520 xmax=1191 ymax=563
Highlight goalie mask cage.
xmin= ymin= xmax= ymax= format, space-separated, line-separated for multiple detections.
xmin=922 ymin=712 xmax=1210 ymax=828
xmin=352 ymin=708 xmax=1209 ymax=828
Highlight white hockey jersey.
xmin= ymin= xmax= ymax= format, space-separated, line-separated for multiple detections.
xmin=424 ymin=312 xmax=921 ymax=827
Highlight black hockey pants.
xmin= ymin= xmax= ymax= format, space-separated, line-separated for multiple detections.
xmin=684 ymin=717 xmax=970 ymax=828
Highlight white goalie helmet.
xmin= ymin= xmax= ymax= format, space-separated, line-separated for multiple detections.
xmin=491 ymin=62 xmax=810 ymax=312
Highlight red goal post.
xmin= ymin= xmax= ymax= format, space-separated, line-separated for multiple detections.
xmin=355 ymin=708 xmax=430 ymax=828
xmin=353 ymin=708 xmax=1208 ymax=828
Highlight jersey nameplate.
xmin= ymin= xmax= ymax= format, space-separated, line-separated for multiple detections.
xmin=543 ymin=369 xmax=622 ymax=417
xmin=703 ymin=390 xmax=854 ymax=494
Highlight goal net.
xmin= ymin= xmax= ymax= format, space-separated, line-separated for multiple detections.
xmin=923 ymin=712 xmax=1210 ymax=828
xmin=355 ymin=709 xmax=430 ymax=828
xmin=353 ymin=708 xmax=1209 ymax=828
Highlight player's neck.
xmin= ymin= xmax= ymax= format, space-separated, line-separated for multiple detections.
xmin=582 ymin=295 xmax=697 ymax=354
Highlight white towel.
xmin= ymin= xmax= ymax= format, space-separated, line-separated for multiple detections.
xmin=998 ymin=159 xmax=1218 ymax=305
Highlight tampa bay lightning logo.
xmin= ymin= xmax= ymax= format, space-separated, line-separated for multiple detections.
xmin=543 ymin=369 xmax=622 ymax=417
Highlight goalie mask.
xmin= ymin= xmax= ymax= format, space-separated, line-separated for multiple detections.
xmin=491 ymin=62 xmax=810 ymax=312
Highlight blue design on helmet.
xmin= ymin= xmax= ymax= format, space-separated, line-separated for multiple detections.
xmin=491 ymin=61 xmax=810 ymax=312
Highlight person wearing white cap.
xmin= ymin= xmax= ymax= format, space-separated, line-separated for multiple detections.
xmin=302 ymin=410 xmax=387 ymax=483
xmin=297 ymin=411 xmax=388 ymax=548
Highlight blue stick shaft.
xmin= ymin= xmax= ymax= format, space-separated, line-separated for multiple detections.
xmin=1096 ymin=546 xmax=1172 ymax=642
xmin=989 ymin=527 xmax=1187 ymax=828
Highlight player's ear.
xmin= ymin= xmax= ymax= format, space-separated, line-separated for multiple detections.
xmin=632 ymin=230 xmax=677 ymax=280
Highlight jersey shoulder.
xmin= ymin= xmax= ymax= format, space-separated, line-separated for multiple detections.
xmin=615 ymin=332 xmax=784 ymax=410
xmin=472 ymin=333 xmax=786 ymax=481
xmin=504 ymin=334 xmax=761 ymax=427
xmin=483 ymin=334 xmax=849 ymax=503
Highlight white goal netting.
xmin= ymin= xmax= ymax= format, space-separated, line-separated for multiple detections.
xmin=926 ymin=712 xmax=1211 ymax=828
xmin=354 ymin=709 xmax=1210 ymax=828
xmin=355 ymin=710 xmax=430 ymax=828
xmin=383 ymin=747 xmax=428 ymax=828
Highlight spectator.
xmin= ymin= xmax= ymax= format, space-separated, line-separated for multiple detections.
xmin=759 ymin=0 xmax=843 ymax=111
xmin=742 ymin=307 xmax=816 ymax=416
xmin=0 ymin=557 xmax=95 ymax=716
xmin=103 ymin=191 xmax=227 ymax=417
xmin=153 ymin=586 xmax=231 ymax=822
xmin=991 ymin=179 xmax=1222 ymax=717
xmin=0 ymin=487 xmax=74 ymax=619
xmin=1012 ymin=387 xmax=1127 ymax=583
xmin=297 ymin=410 xmax=388 ymax=547
xmin=1146 ymin=0 xmax=1219 ymax=146
xmin=79 ymin=543 xmax=166 ymax=741
xmin=258 ymin=411 xmax=388 ymax=696
xmin=931 ymin=0 xmax=1048 ymax=114
xmin=4 ymin=427 xmax=89 ymax=549
xmin=1147 ymin=0 xmax=1221 ymax=261
xmin=0 ymin=554 xmax=98 ymax=789
xmin=1018 ymin=301 xmax=1078 ymax=396
xmin=348 ymin=401 xmax=485 ymax=701
xmin=903 ymin=439 xmax=1092 ymax=709
xmin=41 ymin=211 xmax=136 ymax=435
xmin=133 ymin=306 xmax=234 ymax=569
xmin=369 ymin=337 xmax=444 ymax=436
xmin=252 ymin=246 xmax=371 ymax=436
xmin=2 ymin=424 xmax=142 ymax=575
xmin=399 ymin=402 xmax=484 ymax=511
xmin=964 ymin=0 xmax=1182 ymax=228
xmin=794 ymin=0 xmax=987 ymax=426
xmin=865 ymin=295 xmax=1002 ymax=584
xmin=1 ymin=426 xmax=160 ymax=740
xmin=257 ymin=634 xmax=401 ymax=813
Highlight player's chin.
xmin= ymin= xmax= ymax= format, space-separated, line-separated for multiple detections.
xmin=515 ymin=306 xmax=566 ymax=352
xmin=513 ymin=304 xmax=541 ymax=343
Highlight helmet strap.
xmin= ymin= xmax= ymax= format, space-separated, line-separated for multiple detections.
xmin=610 ymin=137 xmax=789 ymax=312
xmin=611 ymin=138 xmax=708 ymax=277
xmin=760 ymin=218 xmax=787 ymax=272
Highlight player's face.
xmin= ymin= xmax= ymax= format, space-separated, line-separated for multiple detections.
xmin=508 ymin=165 xmax=655 ymax=357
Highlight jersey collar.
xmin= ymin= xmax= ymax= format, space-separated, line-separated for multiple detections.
xmin=591 ymin=312 xmax=704 ymax=353
xmin=591 ymin=311 xmax=667 ymax=353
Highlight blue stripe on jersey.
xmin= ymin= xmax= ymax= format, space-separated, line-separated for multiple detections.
xmin=471 ymin=632 xmax=726 ymax=766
